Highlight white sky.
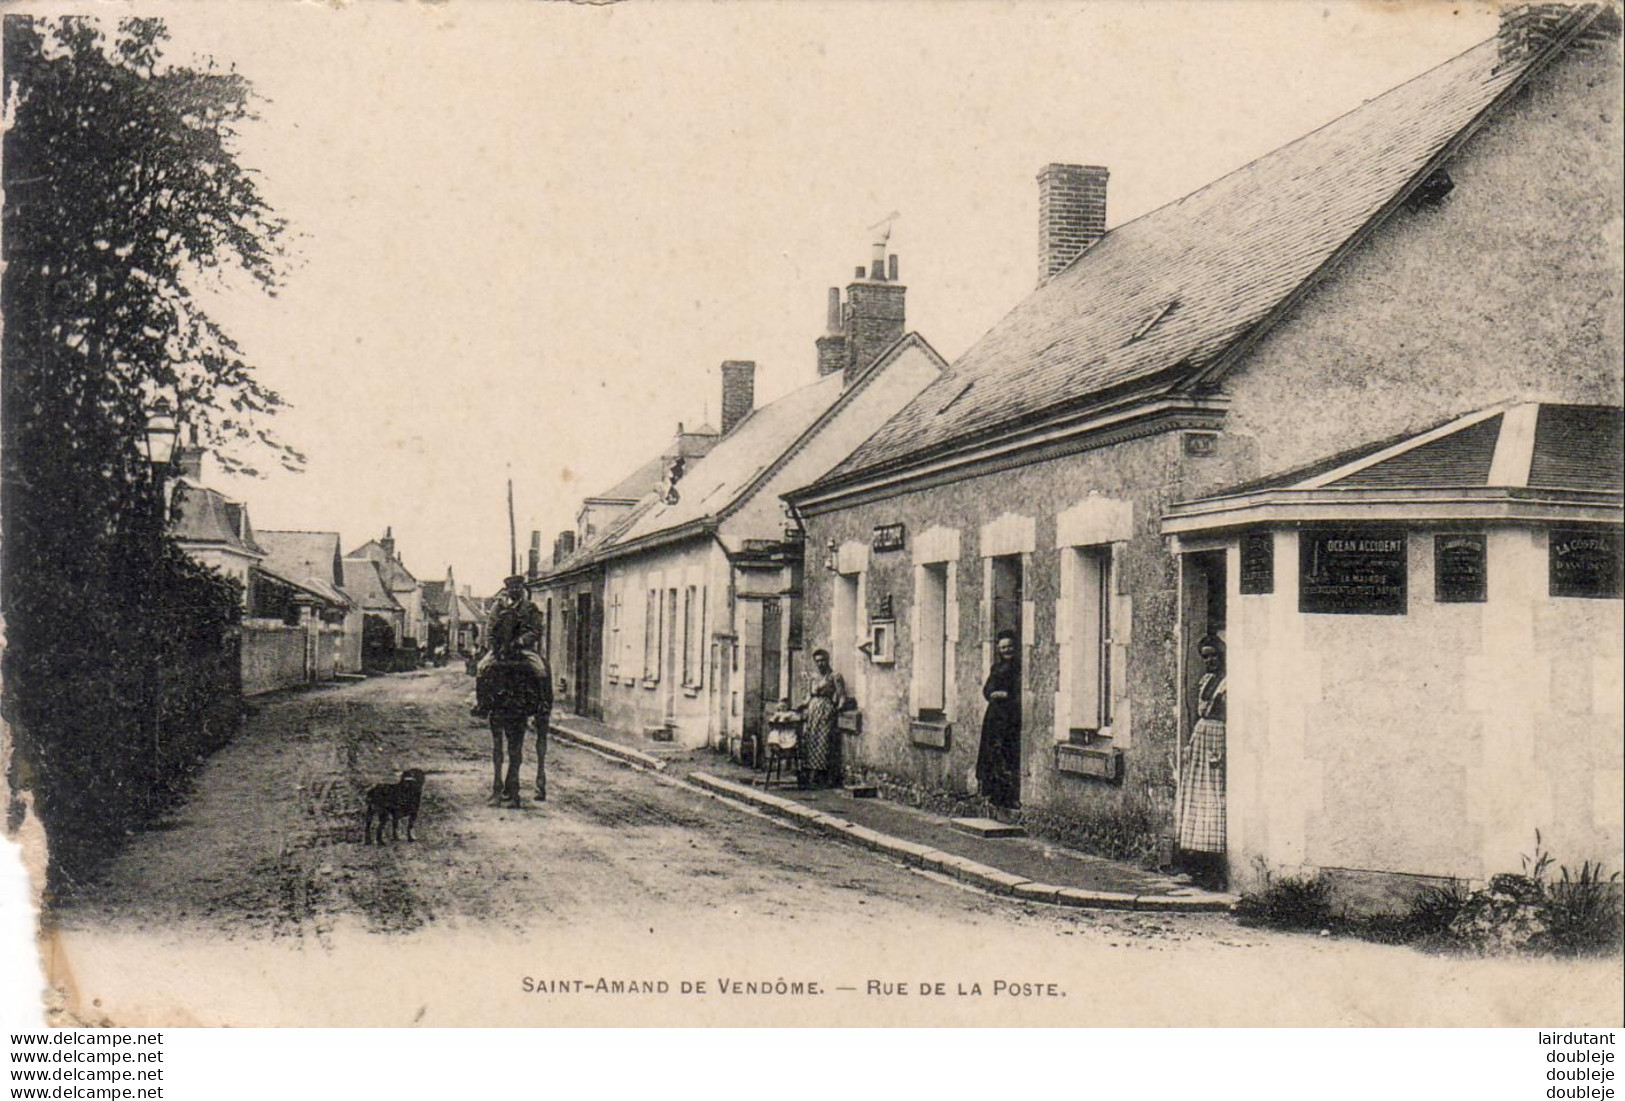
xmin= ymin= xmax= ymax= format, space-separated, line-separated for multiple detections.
xmin=143 ymin=0 xmax=1503 ymax=594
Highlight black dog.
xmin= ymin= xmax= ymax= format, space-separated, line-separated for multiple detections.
xmin=364 ymin=769 xmax=426 ymax=844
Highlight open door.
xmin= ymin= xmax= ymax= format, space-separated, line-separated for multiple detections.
xmin=1177 ymin=549 xmax=1228 ymax=883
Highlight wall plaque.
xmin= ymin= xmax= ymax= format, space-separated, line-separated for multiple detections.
xmin=1434 ymin=533 xmax=1486 ymax=603
xmin=1239 ymin=531 xmax=1274 ymax=595
xmin=1299 ymin=529 xmax=1407 ymax=615
xmin=1183 ymin=431 xmax=1218 ymax=458
xmin=1550 ymin=529 xmax=1623 ymax=599
xmin=872 ymin=523 xmax=906 ymax=552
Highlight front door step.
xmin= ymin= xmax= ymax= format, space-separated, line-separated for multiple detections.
xmin=950 ymin=817 xmax=1026 ymax=839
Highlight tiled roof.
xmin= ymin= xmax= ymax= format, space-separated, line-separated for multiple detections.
xmin=168 ymin=481 xmax=264 ymax=556
xmin=340 ymin=557 xmax=402 ymax=613
xmin=612 ymin=371 xmax=846 ymax=548
xmin=257 ymin=531 xmax=348 ymax=606
xmin=822 ymin=25 xmax=1581 ymax=485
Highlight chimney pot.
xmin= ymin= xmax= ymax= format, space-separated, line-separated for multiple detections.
xmin=854 ymin=265 xmax=865 ymax=279
xmin=826 ymin=287 xmax=841 ymax=333
xmin=888 ymin=254 xmax=898 ymax=281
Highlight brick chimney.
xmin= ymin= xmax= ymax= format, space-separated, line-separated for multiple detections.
xmin=842 ymin=237 xmax=905 ymax=388
xmin=1497 ymin=3 xmax=1618 ymax=66
xmin=815 ymin=287 xmax=846 ymax=378
xmin=553 ymin=530 xmax=576 ymax=566
xmin=720 ymin=360 xmax=755 ymax=435
xmin=380 ymin=526 xmax=396 ymax=562
xmin=528 ymin=530 xmax=542 ymax=578
xmin=1037 ymin=163 xmax=1109 ymax=286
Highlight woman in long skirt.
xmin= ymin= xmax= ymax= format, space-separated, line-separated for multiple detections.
xmin=1176 ymin=635 xmax=1227 ymax=888
xmin=800 ymin=649 xmax=847 ymax=787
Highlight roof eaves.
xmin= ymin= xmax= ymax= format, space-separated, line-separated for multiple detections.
xmin=794 ymin=362 xmax=1189 ymax=502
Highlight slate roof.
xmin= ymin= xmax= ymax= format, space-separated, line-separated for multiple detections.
xmin=819 ymin=18 xmax=1598 ymax=487
xmin=256 ymin=531 xmax=350 ymax=606
xmin=1212 ymin=404 xmax=1622 ymax=497
xmin=347 ymin=538 xmax=419 ymax=591
xmin=455 ymin=593 xmax=487 ymax=625
xmin=420 ymin=580 xmax=450 ymax=616
xmin=589 ymin=427 xmax=721 ymax=504
xmin=611 ymin=370 xmax=848 ymax=549
xmin=168 ymin=481 xmax=264 ymax=556
xmin=340 ymin=557 xmax=403 ymax=613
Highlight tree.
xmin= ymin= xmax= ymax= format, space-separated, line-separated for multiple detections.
xmin=2 ymin=15 xmax=295 ymax=887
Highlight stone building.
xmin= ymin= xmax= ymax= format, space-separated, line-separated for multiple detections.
xmin=540 ymin=247 xmax=946 ymax=754
xmin=785 ymin=8 xmax=1623 ymax=898
xmin=348 ymin=528 xmax=427 ymax=654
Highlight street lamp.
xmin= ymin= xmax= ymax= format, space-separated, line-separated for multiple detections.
xmin=143 ymin=397 xmax=179 ymax=474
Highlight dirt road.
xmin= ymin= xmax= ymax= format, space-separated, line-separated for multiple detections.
xmin=38 ymin=668 xmax=1623 ymax=1027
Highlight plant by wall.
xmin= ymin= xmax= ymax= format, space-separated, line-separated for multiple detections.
xmin=2 ymin=16 xmax=294 ymax=893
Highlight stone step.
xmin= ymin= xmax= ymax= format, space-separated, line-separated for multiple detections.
xmin=949 ymin=817 xmax=1026 ymax=839
xmin=845 ymin=784 xmax=879 ymax=799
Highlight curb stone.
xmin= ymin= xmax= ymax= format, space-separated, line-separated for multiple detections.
xmin=550 ymin=722 xmax=669 ymax=772
xmin=685 ymin=770 xmax=1237 ymax=914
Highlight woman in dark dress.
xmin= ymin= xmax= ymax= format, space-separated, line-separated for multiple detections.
xmin=976 ymin=630 xmax=1022 ymax=809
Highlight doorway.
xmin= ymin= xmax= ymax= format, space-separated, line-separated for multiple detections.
xmin=984 ymin=553 xmax=1024 ymax=809
xmin=1177 ymin=549 xmax=1228 ymax=883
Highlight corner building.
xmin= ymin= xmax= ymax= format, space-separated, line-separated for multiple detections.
xmin=785 ymin=9 xmax=1623 ymax=898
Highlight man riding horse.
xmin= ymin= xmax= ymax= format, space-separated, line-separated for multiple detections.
xmin=474 ymin=574 xmax=553 ymax=805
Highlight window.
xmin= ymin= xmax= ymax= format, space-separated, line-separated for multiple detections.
xmin=916 ymin=562 xmax=949 ymax=717
xmin=643 ymin=588 xmax=661 ymax=681
xmin=607 ymin=589 xmax=622 ymax=676
xmin=682 ymin=585 xmax=705 ymax=687
xmin=1067 ymin=546 xmax=1113 ymax=733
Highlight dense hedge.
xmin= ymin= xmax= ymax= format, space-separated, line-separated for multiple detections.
xmin=5 ymin=534 xmax=243 ymax=895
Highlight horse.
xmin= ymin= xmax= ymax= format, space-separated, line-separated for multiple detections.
xmin=477 ymin=653 xmax=549 ymax=807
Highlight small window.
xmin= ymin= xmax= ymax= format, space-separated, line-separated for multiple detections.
xmin=915 ymin=563 xmax=950 ymax=716
xmin=643 ymin=588 xmax=661 ymax=681
xmin=1067 ymin=545 xmax=1113 ymax=733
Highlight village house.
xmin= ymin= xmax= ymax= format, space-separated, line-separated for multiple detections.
xmin=348 ymin=527 xmax=427 ymax=659
xmin=541 ymin=247 xmax=947 ymax=755
xmin=530 ymin=422 xmax=720 ymax=718
xmin=167 ymin=450 xmax=354 ymax=693
xmin=340 ymin=555 xmax=405 ymax=671
xmin=784 ymin=6 xmax=1622 ymax=903
xmin=422 ymin=567 xmax=488 ymax=661
xmin=256 ymin=530 xmax=363 ymax=676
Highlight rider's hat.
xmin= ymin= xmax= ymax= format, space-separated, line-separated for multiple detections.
xmin=504 ymin=574 xmax=527 ymax=588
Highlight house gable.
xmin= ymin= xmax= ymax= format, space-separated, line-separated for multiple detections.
xmin=1217 ymin=35 xmax=1623 ymax=482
